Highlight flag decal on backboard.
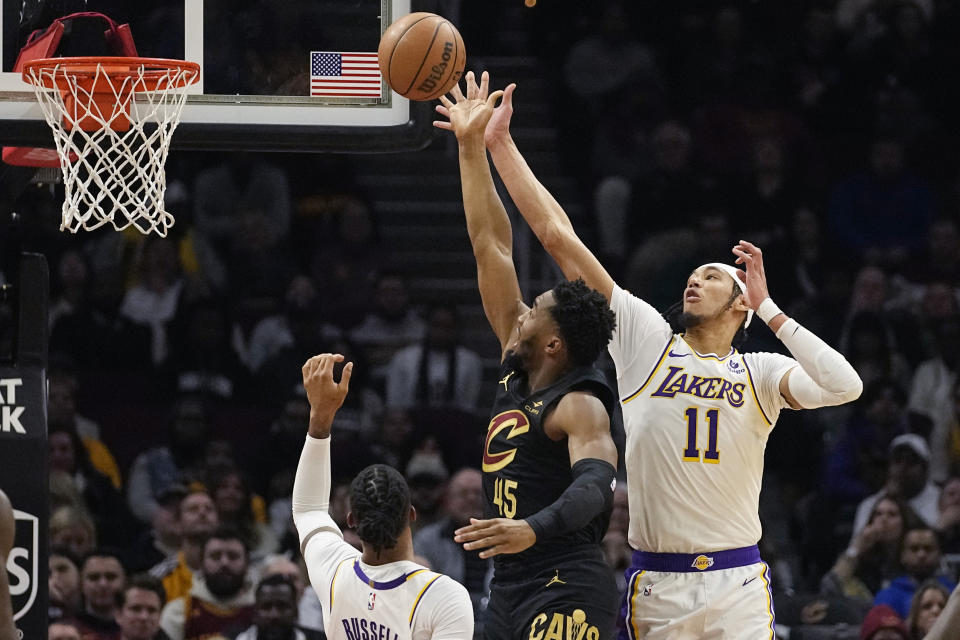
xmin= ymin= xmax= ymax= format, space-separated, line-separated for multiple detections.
xmin=310 ymin=52 xmax=382 ymax=98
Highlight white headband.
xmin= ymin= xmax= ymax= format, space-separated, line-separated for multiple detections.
xmin=701 ymin=263 xmax=753 ymax=328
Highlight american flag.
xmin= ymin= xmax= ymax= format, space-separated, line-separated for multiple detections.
xmin=310 ymin=51 xmax=382 ymax=98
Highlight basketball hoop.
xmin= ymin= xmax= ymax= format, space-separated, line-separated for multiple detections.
xmin=21 ymin=56 xmax=200 ymax=237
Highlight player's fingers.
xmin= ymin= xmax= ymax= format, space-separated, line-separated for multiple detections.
xmin=305 ymin=354 xmax=328 ymax=376
xmin=479 ymin=70 xmax=490 ymax=100
xmin=486 ymin=90 xmax=504 ymax=109
xmin=502 ymin=83 xmax=516 ymax=108
xmin=453 ymin=526 xmax=489 ymax=542
xmin=465 ymin=70 xmax=477 ymax=99
xmin=318 ymin=353 xmax=344 ymax=377
xmin=432 ymin=121 xmax=453 ymax=131
xmin=450 ymin=83 xmax=465 ymax=102
xmin=435 ymin=104 xmax=450 ymax=116
xmin=438 ymin=95 xmax=453 ymax=109
xmin=735 ymin=270 xmax=747 ymax=285
xmin=478 ymin=545 xmax=505 ymax=559
xmin=462 ymin=534 xmax=500 ymax=551
xmin=339 ymin=362 xmax=354 ymax=394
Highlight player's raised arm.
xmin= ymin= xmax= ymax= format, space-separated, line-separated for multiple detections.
xmin=732 ymin=240 xmax=862 ymax=409
xmin=291 ymin=353 xmax=353 ymax=547
xmin=435 ymin=71 xmax=524 ymax=356
xmin=481 ymin=80 xmax=615 ymax=301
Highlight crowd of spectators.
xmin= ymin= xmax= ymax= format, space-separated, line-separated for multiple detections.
xmin=1 ymin=1 xmax=959 ymax=639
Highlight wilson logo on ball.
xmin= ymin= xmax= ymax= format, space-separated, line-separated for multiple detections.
xmin=378 ymin=12 xmax=466 ymax=101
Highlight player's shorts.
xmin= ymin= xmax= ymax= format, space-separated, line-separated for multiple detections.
xmin=484 ymin=546 xmax=619 ymax=640
xmin=617 ymin=545 xmax=776 ymax=640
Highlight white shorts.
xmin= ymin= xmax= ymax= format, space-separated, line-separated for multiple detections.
xmin=620 ymin=547 xmax=776 ymax=639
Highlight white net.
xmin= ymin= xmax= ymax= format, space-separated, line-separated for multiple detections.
xmin=23 ymin=58 xmax=199 ymax=237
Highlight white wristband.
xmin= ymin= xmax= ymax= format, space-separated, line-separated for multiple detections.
xmin=756 ymin=297 xmax=783 ymax=324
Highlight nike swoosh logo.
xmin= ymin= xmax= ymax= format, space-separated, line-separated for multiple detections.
xmin=743 ymin=577 xmax=758 ymax=586
xmin=668 ymin=351 xmax=689 ymax=358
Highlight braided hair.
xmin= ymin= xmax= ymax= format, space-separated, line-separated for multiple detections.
xmin=665 ymin=281 xmax=749 ymax=349
xmin=349 ymin=464 xmax=411 ymax=555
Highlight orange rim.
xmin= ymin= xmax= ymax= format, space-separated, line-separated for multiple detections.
xmin=22 ymin=56 xmax=200 ymax=89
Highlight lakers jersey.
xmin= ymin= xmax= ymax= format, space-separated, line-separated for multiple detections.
xmin=609 ymin=285 xmax=796 ymax=553
xmin=301 ymin=528 xmax=473 ymax=640
xmin=483 ymin=356 xmax=615 ymax=569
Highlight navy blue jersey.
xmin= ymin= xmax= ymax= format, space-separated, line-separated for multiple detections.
xmin=482 ymin=355 xmax=615 ymax=570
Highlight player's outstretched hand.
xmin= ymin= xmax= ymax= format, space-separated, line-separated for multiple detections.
xmin=731 ymin=239 xmax=770 ymax=309
xmin=454 ymin=517 xmax=536 ymax=559
xmin=0 ymin=490 xmax=13 ymax=559
xmin=301 ymin=353 xmax=353 ymax=438
xmin=484 ymin=80 xmax=515 ymax=148
xmin=433 ymin=71 xmax=503 ymax=142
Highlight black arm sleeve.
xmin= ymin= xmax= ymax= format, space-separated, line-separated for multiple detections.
xmin=524 ymin=458 xmax=617 ymax=542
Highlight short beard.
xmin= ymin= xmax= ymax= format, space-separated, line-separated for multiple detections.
xmin=205 ymin=570 xmax=246 ymax=599
xmin=502 ymin=350 xmax=526 ymax=373
xmin=677 ymin=311 xmax=704 ymax=330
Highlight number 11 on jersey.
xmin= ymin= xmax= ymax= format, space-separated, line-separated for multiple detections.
xmin=492 ymin=476 xmax=518 ymax=517
xmin=683 ymin=408 xmax=720 ymax=464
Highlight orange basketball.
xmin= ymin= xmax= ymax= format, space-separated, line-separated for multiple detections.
xmin=378 ymin=12 xmax=465 ymax=101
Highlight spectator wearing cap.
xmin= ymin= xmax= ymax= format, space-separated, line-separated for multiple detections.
xmin=128 ymin=485 xmax=186 ymax=574
xmin=859 ymin=604 xmax=909 ymax=640
xmin=404 ymin=451 xmax=449 ymax=535
xmin=873 ymin=525 xmax=956 ymax=618
xmin=413 ymin=468 xmax=492 ymax=632
xmin=150 ymin=488 xmax=219 ymax=602
xmin=851 ymin=434 xmax=941 ymax=539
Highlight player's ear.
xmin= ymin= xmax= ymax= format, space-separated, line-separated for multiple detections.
xmin=409 ymin=505 xmax=417 ymax=523
xmin=346 ymin=511 xmax=356 ymax=528
xmin=733 ymin=293 xmax=750 ymax=314
xmin=545 ymin=334 xmax=562 ymax=356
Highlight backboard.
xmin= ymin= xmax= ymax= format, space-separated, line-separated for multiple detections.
xmin=0 ymin=0 xmax=439 ymax=152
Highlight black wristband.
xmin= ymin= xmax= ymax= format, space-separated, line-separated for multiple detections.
xmin=525 ymin=458 xmax=617 ymax=542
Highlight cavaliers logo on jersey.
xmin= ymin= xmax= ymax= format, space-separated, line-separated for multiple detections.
xmin=482 ymin=410 xmax=529 ymax=472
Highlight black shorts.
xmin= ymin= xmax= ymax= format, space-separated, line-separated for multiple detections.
xmin=483 ymin=546 xmax=619 ymax=640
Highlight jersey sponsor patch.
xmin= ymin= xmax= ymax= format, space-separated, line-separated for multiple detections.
xmin=727 ymin=359 xmax=745 ymax=375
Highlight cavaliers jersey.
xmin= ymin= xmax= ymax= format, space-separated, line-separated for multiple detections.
xmin=482 ymin=356 xmax=616 ymax=569
xmin=609 ymin=285 xmax=796 ymax=554
xmin=301 ymin=527 xmax=473 ymax=640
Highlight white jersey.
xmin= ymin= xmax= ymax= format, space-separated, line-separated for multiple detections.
xmin=609 ymin=285 xmax=796 ymax=553
xmin=300 ymin=525 xmax=473 ymax=640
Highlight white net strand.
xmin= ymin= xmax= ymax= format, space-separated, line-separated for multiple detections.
xmin=24 ymin=60 xmax=198 ymax=237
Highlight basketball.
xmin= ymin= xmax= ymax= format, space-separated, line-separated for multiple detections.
xmin=378 ymin=12 xmax=465 ymax=101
